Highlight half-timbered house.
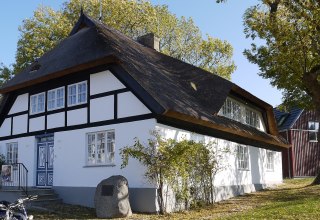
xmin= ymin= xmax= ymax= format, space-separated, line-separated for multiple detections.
xmin=0 ymin=13 xmax=288 ymax=212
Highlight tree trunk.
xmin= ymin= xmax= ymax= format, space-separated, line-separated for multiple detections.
xmin=302 ymin=67 xmax=320 ymax=185
xmin=157 ymin=172 xmax=165 ymax=214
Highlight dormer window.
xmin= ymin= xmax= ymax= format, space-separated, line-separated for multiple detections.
xmin=219 ymin=97 xmax=264 ymax=131
xmin=29 ymin=60 xmax=41 ymax=73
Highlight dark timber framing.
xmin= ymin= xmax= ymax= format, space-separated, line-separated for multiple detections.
xmin=0 ymin=64 xmax=159 ymax=141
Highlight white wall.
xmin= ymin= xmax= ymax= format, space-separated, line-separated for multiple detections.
xmin=12 ymin=114 xmax=28 ymax=135
xmin=29 ymin=116 xmax=45 ymax=132
xmin=67 ymin=108 xmax=87 ymax=126
xmin=90 ymin=96 xmax=114 ymax=122
xmin=8 ymin=93 xmax=29 ymax=115
xmin=0 ymin=118 xmax=11 ymax=137
xmin=118 ymin=92 xmax=151 ymax=118
xmin=90 ymin=70 xmax=126 ymax=95
xmin=47 ymin=112 xmax=65 ymax=129
xmin=156 ymin=123 xmax=283 ymax=187
xmin=53 ymin=119 xmax=157 ymax=188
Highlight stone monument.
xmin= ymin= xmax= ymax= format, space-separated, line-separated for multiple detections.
xmin=94 ymin=175 xmax=132 ymax=218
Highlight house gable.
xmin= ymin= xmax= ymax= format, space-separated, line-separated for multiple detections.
xmin=0 ymin=65 xmax=154 ymax=141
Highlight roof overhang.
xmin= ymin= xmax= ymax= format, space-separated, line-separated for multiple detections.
xmin=159 ymin=110 xmax=289 ymax=150
xmin=0 ymin=55 xmax=119 ymax=94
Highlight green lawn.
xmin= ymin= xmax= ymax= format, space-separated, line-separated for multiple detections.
xmin=30 ymin=178 xmax=320 ymax=219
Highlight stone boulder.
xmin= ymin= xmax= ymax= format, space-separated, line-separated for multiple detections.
xmin=94 ymin=175 xmax=132 ymax=218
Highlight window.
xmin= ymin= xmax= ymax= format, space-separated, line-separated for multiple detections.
xmin=47 ymin=87 xmax=65 ymax=111
xmin=220 ymin=97 xmax=263 ymax=130
xmin=237 ymin=145 xmax=249 ymax=170
xmin=308 ymin=121 xmax=319 ymax=142
xmin=6 ymin=143 xmax=18 ymax=164
xmin=86 ymin=130 xmax=115 ymax=165
xmin=266 ymin=150 xmax=274 ymax=171
xmin=68 ymin=81 xmax=87 ymax=106
xmin=221 ymin=98 xmax=241 ymax=121
xmin=245 ymin=109 xmax=259 ymax=128
xmin=30 ymin=92 xmax=45 ymax=115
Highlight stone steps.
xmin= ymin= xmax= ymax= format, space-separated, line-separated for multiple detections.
xmin=22 ymin=188 xmax=62 ymax=207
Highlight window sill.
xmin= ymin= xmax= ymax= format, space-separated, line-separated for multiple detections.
xmin=309 ymin=140 xmax=318 ymax=143
xmin=47 ymin=106 xmax=65 ymax=111
xmin=30 ymin=111 xmax=45 ymax=116
xmin=83 ymin=164 xmax=116 ymax=168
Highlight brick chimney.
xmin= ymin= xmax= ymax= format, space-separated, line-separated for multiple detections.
xmin=137 ymin=33 xmax=160 ymax=52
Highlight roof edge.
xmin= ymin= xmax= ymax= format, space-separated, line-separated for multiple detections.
xmin=162 ymin=110 xmax=289 ymax=149
xmin=0 ymin=56 xmax=118 ymax=94
xmin=69 ymin=12 xmax=97 ymax=36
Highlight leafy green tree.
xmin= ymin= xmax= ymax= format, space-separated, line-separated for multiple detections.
xmin=0 ymin=63 xmax=14 ymax=87
xmin=243 ymin=1 xmax=320 ymax=111
xmin=15 ymin=0 xmax=236 ymax=79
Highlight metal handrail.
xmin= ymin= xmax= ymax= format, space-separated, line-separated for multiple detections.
xmin=0 ymin=163 xmax=28 ymax=195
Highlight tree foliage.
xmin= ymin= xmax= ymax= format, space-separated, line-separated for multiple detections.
xmin=120 ymin=131 xmax=227 ymax=214
xmin=15 ymin=0 xmax=236 ymax=79
xmin=243 ymin=1 xmax=320 ymax=110
xmin=0 ymin=63 xmax=14 ymax=87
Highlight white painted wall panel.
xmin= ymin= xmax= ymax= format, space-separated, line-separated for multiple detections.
xmin=12 ymin=114 xmax=28 ymax=135
xmin=67 ymin=108 xmax=87 ymax=126
xmin=53 ymin=119 xmax=157 ymax=188
xmin=29 ymin=116 xmax=45 ymax=132
xmin=47 ymin=112 xmax=65 ymax=129
xmin=8 ymin=93 xmax=29 ymax=115
xmin=0 ymin=118 xmax=11 ymax=137
xmin=90 ymin=96 xmax=114 ymax=122
xmin=90 ymin=70 xmax=126 ymax=95
xmin=118 ymin=92 xmax=151 ymax=118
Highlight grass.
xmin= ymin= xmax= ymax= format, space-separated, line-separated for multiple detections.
xmin=29 ymin=178 xmax=320 ymax=219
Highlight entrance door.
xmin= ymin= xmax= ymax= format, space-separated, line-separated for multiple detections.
xmin=36 ymin=135 xmax=54 ymax=187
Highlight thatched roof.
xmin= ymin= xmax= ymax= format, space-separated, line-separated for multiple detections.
xmin=0 ymin=13 xmax=288 ymax=149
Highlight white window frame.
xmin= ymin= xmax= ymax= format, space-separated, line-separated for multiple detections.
xmin=86 ymin=130 xmax=115 ymax=166
xmin=308 ymin=121 xmax=319 ymax=142
xmin=6 ymin=142 xmax=18 ymax=164
xmin=237 ymin=145 xmax=249 ymax=170
xmin=266 ymin=150 xmax=274 ymax=171
xmin=220 ymin=97 xmax=263 ymax=130
xmin=30 ymin=92 xmax=45 ymax=115
xmin=67 ymin=81 xmax=87 ymax=107
xmin=47 ymin=87 xmax=65 ymax=111
xmin=245 ymin=109 xmax=259 ymax=128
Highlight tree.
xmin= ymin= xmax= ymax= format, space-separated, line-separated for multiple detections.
xmin=14 ymin=0 xmax=236 ymax=79
xmin=120 ymin=131 xmax=226 ymax=214
xmin=243 ymin=1 xmax=319 ymax=109
xmin=0 ymin=63 xmax=14 ymax=87
xmin=241 ymin=0 xmax=320 ymax=184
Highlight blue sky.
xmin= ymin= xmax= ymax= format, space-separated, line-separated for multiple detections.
xmin=0 ymin=0 xmax=282 ymax=106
